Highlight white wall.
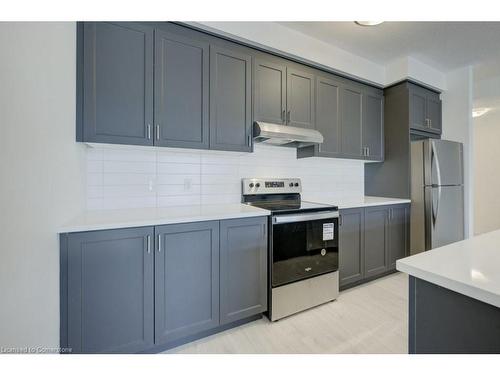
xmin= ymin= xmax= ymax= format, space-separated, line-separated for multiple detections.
xmin=0 ymin=23 xmax=85 ymax=349
xmin=193 ymin=22 xmax=386 ymax=86
xmin=473 ymin=63 xmax=500 ymax=234
xmin=194 ymin=22 xmax=447 ymax=91
xmin=85 ymin=144 xmax=365 ymax=210
xmin=441 ymin=66 xmax=474 ymax=238
xmin=386 ymin=56 xmax=447 ymax=91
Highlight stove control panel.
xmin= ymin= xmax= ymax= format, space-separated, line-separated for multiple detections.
xmin=242 ymin=178 xmax=301 ymax=195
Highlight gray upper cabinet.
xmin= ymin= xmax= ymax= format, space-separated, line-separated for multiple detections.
xmin=362 ymin=92 xmax=384 ymax=161
xmin=210 ymin=45 xmax=252 ymax=152
xmin=409 ymin=85 xmax=428 ymax=132
xmin=80 ymin=22 xmax=153 ymax=146
xmin=341 ymin=86 xmax=363 ymax=158
xmin=364 ymin=206 xmax=389 ymax=279
xmin=409 ymin=83 xmax=442 ymax=134
xmin=426 ymin=92 xmax=442 ymax=134
xmin=63 ymin=227 xmax=154 ymax=353
xmin=154 ymin=221 xmax=220 ymax=346
xmin=254 ymin=59 xmax=287 ymax=124
xmin=388 ymin=204 xmax=409 ymax=269
xmin=287 ymin=68 xmax=315 ymax=129
xmin=220 ymin=217 xmax=267 ymax=325
xmin=154 ymin=29 xmax=209 ymax=149
xmin=339 ymin=208 xmax=364 ymax=287
xmin=315 ymin=75 xmax=341 ymax=156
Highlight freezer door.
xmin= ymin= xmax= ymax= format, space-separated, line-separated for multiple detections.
xmin=425 ymin=185 xmax=464 ymax=249
xmin=424 ymin=139 xmax=464 ymax=186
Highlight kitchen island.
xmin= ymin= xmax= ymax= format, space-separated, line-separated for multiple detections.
xmin=397 ymin=230 xmax=500 ymax=354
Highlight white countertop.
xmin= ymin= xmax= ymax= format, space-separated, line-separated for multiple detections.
xmin=313 ymin=196 xmax=411 ymax=209
xmin=397 ymin=229 xmax=500 ymax=308
xmin=58 ymin=204 xmax=270 ymax=233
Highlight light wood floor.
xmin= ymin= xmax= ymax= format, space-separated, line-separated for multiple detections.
xmin=164 ymin=272 xmax=408 ymax=354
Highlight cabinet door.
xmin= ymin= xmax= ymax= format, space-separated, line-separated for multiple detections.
xmin=254 ymin=59 xmax=287 ymax=124
xmin=154 ymin=221 xmax=219 ymax=345
xmin=341 ymin=86 xmax=363 ymax=158
xmin=154 ymin=29 xmax=209 ymax=149
xmin=364 ymin=206 xmax=389 ymax=278
xmin=388 ymin=205 xmax=409 ymax=269
xmin=339 ymin=208 xmax=365 ymax=287
xmin=287 ymin=68 xmax=315 ymax=128
xmin=65 ymin=227 xmax=154 ymax=353
xmin=220 ymin=217 xmax=267 ymax=325
xmin=82 ymin=22 xmax=153 ymax=145
xmin=210 ymin=45 xmax=252 ymax=152
xmin=362 ymin=92 xmax=384 ymax=161
xmin=316 ymin=76 xmax=341 ymax=157
xmin=409 ymin=85 xmax=428 ymax=131
xmin=426 ymin=93 xmax=442 ymax=134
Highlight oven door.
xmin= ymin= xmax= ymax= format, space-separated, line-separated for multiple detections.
xmin=271 ymin=211 xmax=339 ymax=287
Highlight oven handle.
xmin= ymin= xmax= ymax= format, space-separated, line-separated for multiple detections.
xmin=272 ymin=210 xmax=339 ymax=224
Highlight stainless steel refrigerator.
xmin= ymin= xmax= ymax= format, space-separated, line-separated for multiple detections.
xmin=410 ymin=139 xmax=464 ymax=254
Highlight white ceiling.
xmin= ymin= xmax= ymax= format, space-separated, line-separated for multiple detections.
xmin=278 ymin=22 xmax=500 ymax=72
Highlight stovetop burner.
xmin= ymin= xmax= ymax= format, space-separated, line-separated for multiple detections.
xmin=241 ymin=178 xmax=338 ymax=214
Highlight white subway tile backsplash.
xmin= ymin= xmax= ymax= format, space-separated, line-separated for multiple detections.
xmin=157 ymin=174 xmax=201 ymax=185
xmin=85 ymin=143 xmax=365 ymax=210
xmin=103 ymin=161 xmax=156 ymax=174
xmin=158 ymin=162 xmax=200 ymax=175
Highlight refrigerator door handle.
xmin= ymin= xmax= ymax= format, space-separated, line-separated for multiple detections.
xmin=431 ymin=141 xmax=443 ymax=187
xmin=432 ymin=185 xmax=441 ymax=228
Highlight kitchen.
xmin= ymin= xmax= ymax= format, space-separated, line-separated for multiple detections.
xmin=2 ymin=3 xmax=500 ymax=372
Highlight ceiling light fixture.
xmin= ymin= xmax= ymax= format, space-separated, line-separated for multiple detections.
xmin=472 ymin=107 xmax=491 ymax=118
xmin=354 ymin=21 xmax=384 ymax=27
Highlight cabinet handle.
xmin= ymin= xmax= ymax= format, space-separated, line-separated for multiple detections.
xmin=282 ymin=109 xmax=286 ymax=124
xmin=287 ymin=110 xmax=290 ymax=124
xmin=248 ymin=134 xmax=251 ymax=146
xmin=155 ymin=125 xmax=160 ymax=140
xmin=146 ymin=235 xmax=151 ymax=254
xmin=157 ymin=234 xmax=161 ymax=252
xmin=367 ymin=147 xmax=370 ymax=157
xmin=339 ymin=215 xmax=343 ymax=226
xmin=147 ymin=124 xmax=151 ymax=140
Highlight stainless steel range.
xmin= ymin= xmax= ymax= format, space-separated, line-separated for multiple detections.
xmin=242 ymin=178 xmax=339 ymax=321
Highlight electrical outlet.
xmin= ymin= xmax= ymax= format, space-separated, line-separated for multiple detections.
xmin=184 ymin=178 xmax=192 ymax=191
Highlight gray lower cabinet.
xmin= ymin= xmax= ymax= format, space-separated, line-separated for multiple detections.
xmin=154 ymin=29 xmax=209 ymax=149
xmin=210 ymin=46 xmax=252 ymax=152
xmin=339 ymin=204 xmax=409 ymax=289
xmin=61 ymin=227 xmax=154 ymax=353
xmin=79 ymin=22 xmax=153 ymax=146
xmin=388 ymin=205 xmax=410 ymax=269
xmin=364 ymin=206 xmax=390 ymax=278
xmin=253 ymin=59 xmax=287 ymax=124
xmin=220 ymin=217 xmax=267 ymax=324
xmin=154 ymin=221 xmax=220 ymax=346
xmin=61 ymin=217 xmax=268 ymax=353
xmin=339 ymin=208 xmax=364 ymax=287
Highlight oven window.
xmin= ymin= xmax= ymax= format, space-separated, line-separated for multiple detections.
xmin=272 ymin=217 xmax=339 ymax=287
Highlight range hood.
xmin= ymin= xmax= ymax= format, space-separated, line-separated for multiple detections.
xmin=253 ymin=121 xmax=324 ymax=148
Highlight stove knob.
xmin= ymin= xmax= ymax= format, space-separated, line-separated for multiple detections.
xmin=249 ymin=183 xmax=254 ymax=188
xmin=294 ymin=183 xmax=299 ymax=187
xmin=289 ymin=182 xmax=294 ymax=187
xmin=255 ymin=183 xmax=261 ymax=188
